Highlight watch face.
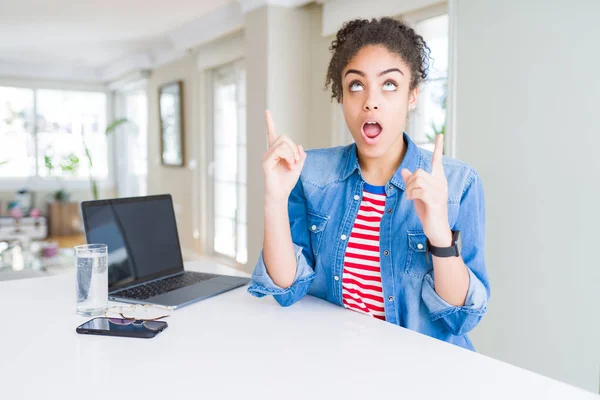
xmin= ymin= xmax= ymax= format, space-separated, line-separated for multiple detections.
xmin=453 ymin=244 xmax=460 ymax=257
xmin=452 ymin=230 xmax=460 ymax=242
xmin=453 ymin=230 xmax=461 ymax=256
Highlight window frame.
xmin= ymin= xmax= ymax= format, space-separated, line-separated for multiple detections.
xmin=111 ymin=83 xmax=149 ymax=198
xmin=404 ymin=2 xmax=458 ymax=158
xmin=0 ymin=78 xmax=114 ymax=191
xmin=206 ymin=59 xmax=247 ymax=265
xmin=403 ymin=5 xmax=449 ymax=153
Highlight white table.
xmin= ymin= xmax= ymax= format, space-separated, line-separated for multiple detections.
xmin=0 ymin=260 xmax=597 ymax=400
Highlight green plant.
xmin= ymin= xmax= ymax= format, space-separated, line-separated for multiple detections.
xmin=53 ymin=188 xmax=70 ymax=202
xmin=0 ymin=160 xmax=7 ymax=166
xmin=427 ymin=119 xmax=446 ymax=143
xmin=3 ymin=103 xmax=26 ymax=127
xmin=83 ymin=118 xmax=128 ymax=200
xmin=426 ymin=82 xmax=448 ymax=147
xmin=44 ymin=154 xmax=54 ymax=172
xmin=45 ymin=149 xmax=80 ymax=202
xmin=60 ymin=153 xmax=80 ymax=174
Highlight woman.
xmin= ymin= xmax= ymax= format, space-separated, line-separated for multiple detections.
xmin=248 ymin=17 xmax=489 ymax=351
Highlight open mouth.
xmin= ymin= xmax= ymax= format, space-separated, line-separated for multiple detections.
xmin=362 ymin=121 xmax=383 ymax=141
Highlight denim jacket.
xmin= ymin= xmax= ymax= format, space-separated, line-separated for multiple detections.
xmin=248 ymin=133 xmax=490 ymax=351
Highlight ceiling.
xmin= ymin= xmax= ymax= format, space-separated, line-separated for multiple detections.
xmin=0 ymin=0 xmax=237 ymax=81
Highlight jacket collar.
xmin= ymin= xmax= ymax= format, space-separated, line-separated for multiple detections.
xmin=341 ymin=132 xmax=422 ymax=190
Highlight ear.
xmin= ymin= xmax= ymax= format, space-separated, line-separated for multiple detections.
xmin=408 ymin=86 xmax=419 ymax=110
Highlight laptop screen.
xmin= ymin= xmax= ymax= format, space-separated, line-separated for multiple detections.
xmin=81 ymin=195 xmax=184 ymax=292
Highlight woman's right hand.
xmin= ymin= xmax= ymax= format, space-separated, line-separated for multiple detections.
xmin=262 ymin=110 xmax=307 ymax=204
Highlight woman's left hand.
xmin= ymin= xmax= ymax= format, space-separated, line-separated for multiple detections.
xmin=401 ymin=134 xmax=453 ymax=247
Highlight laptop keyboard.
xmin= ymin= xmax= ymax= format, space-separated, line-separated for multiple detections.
xmin=112 ymin=271 xmax=218 ymax=300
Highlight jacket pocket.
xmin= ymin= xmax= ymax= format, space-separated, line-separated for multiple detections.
xmin=307 ymin=210 xmax=329 ymax=257
xmin=404 ymin=231 xmax=432 ymax=279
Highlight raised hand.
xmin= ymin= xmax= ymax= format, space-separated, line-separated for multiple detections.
xmin=401 ymin=134 xmax=452 ymax=247
xmin=262 ymin=110 xmax=307 ymax=204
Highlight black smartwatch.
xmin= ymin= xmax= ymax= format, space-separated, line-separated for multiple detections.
xmin=426 ymin=230 xmax=460 ymax=259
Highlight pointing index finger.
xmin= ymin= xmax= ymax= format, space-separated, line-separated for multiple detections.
xmin=266 ymin=110 xmax=277 ymax=147
xmin=432 ymin=134 xmax=445 ymax=176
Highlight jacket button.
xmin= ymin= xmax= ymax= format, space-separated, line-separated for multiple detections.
xmin=334 ymin=275 xmax=340 ymax=281
xmin=354 ymin=195 xmax=360 ymax=200
xmin=311 ymin=225 xmax=317 ymax=231
xmin=384 ymin=250 xmax=390 ymax=256
xmin=417 ymin=243 xmax=424 ymax=250
xmin=340 ymin=234 xmax=347 ymax=241
xmin=388 ymin=296 xmax=394 ymax=302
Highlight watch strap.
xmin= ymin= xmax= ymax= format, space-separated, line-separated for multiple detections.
xmin=426 ymin=230 xmax=460 ymax=258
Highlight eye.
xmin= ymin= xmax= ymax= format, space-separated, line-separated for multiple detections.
xmin=383 ymin=81 xmax=398 ymax=91
xmin=349 ymin=81 xmax=364 ymax=92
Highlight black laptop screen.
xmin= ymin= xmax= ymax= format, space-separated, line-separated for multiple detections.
xmin=82 ymin=195 xmax=184 ymax=291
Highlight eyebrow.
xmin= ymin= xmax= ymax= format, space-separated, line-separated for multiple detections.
xmin=344 ymin=68 xmax=404 ymax=78
xmin=379 ymin=68 xmax=404 ymax=77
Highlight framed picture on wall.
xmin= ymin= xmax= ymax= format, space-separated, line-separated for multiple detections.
xmin=159 ymin=81 xmax=184 ymax=167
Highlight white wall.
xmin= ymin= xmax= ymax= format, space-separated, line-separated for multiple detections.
xmin=146 ymin=54 xmax=199 ymax=254
xmin=244 ymin=5 xmax=269 ymax=273
xmin=321 ymin=0 xmax=444 ymax=36
xmin=308 ymin=4 xmax=335 ymax=150
xmin=454 ymin=0 xmax=600 ymax=393
xmin=244 ymin=4 xmax=320 ymax=272
xmin=266 ymin=6 xmax=311 ymax=147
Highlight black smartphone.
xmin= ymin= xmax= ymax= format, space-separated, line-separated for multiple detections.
xmin=76 ymin=317 xmax=168 ymax=339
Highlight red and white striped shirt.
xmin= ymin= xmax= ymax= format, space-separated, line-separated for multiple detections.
xmin=342 ymin=183 xmax=387 ymax=321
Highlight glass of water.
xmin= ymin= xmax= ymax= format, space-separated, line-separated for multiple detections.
xmin=75 ymin=244 xmax=108 ymax=316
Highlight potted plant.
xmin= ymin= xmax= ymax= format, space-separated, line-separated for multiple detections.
xmin=44 ymin=150 xmax=82 ymax=236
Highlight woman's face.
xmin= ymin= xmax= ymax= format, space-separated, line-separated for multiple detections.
xmin=341 ymin=45 xmax=418 ymax=160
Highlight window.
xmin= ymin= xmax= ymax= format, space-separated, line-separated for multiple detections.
xmin=0 ymin=86 xmax=107 ymax=182
xmin=0 ymin=87 xmax=35 ymax=177
xmin=37 ymin=89 xmax=108 ymax=179
xmin=410 ymin=14 xmax=449 ymax=151
xmin=210 ymin=60 xmax=247 ymax=264
xmin=114 ymin=90 xmax=148 ymax=197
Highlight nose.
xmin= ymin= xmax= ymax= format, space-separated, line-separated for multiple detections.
xmin=363 ymin=93 xmax=379 ymax=111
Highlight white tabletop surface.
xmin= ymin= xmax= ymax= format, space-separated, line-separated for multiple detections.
xmin=0 ymin=260 xmax=597 ymax=400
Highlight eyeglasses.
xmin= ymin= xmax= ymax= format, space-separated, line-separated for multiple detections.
xmin=104 ymin=304 xmax=173 ymax=322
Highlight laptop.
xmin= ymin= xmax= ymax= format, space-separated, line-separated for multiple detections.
xmin=80 ymin=194 xmax=250 ymax=309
